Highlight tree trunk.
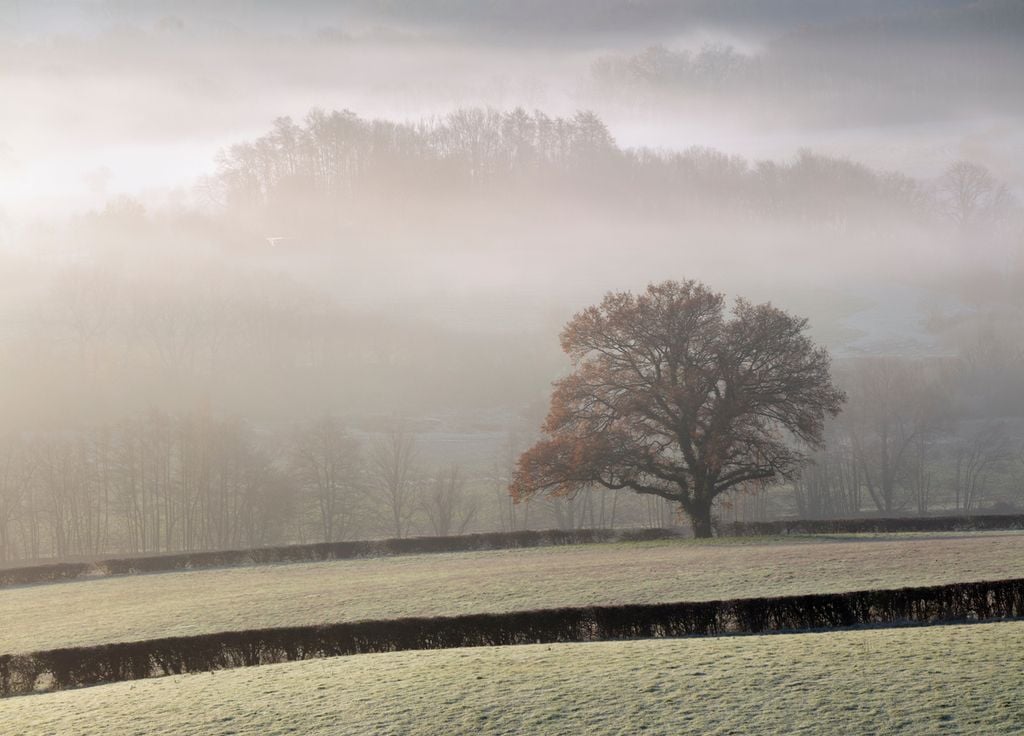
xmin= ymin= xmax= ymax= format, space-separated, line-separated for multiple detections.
xmin=688 ymin=498 xmax=714 ymax=539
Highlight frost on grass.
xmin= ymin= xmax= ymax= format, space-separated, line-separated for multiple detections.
xmin=1 ymin=532 xmax=1023 ymax=653
xmin=2 ymin=622 xmax=1023 ymax=736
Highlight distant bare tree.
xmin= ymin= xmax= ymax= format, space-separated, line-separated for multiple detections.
xmin=289 ymin=415 xmax=362 ymax=542
xmin=491 ymin=430 xmax=529 ymax=532
xmin=370 ymin=423 xmax=419 ymax=538
xmin=937 ymin=160 xmax=1013 ymax=228
xmin=792 ymin=421 xmax=863 ymax=518
xmin=423 ymin=464 xmax=478 ymax=537
xmin=907 ymin=429 xmax=935 ymax=516
xmin=0 ymin=437 xmax=34 ymax=563
xmin=544 ymin=494 xmax=588 ymax=531
xmin=238 ymin=460 xmax=297 ymax=548
xmin=50 ymin=267 xmax=119 ymax=372
xmin=843 ymin=358 xmax=948 ymax=514
xmin=954 ymin=422 xmax=1016 ymax=512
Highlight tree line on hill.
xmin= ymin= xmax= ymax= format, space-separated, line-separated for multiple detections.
xmin=0 ymin=416 xmax=469 ymax=563
xmin=0 ymin=413 xmax=682 ymax=564
xmin=208 ymin=107 xmax=1018 ymax=236
xmin=0 ymin=346 xmax=1022 ymax=563
xmin=589 ymin=2 xmax=1024 ymax=123
xmin=791 ymin=355 xmax=1024 ymax=519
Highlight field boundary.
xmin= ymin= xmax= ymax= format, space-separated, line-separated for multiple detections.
xmin=2 ymin=578 xmax=1021 ymax=697
xmin=6 ymin=514 xmax=1024 ymax=589
xmin=0 ymin=528 xmax=682 ymax=588
xmin=720 ymin=514 xmax=1024 ymax=537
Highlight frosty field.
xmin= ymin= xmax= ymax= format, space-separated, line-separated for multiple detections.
xmin=4 ymin=621 xmax=1022 ymax=735
xmin=2 ymin=531 xmax=1023 ymax=654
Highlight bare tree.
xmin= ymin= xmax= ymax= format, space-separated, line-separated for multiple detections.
xmin=423 ymin=464 xmax=478 ymax=537
xmin=50 ymin=266 xmax=119 ymax=374
xmin=936 ymin=160 xmax=1013 ymax=229
xmin=843 ymin=358 xmax=948 ymax=514
xmin=370 ymin=423 xmax=419 ymax=538
xmin=491 ymin=430 xmax=529 ymax=532
xmin=792 ymin=421 xmax=863 ymax=518
xmin=0 ymin=436 xmax=34 ymax=563
xmin=954 ymin=422 xmax=1016 ymax=512
xmin=290 ymin=415 xmax=362 ymax=542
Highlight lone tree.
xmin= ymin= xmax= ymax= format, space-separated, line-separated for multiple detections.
xmin=510 ymin=280 xmax=845 ymax=537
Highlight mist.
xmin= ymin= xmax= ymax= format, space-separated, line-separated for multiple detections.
xmin=1 ymin=0 xmax=1023 ymax=560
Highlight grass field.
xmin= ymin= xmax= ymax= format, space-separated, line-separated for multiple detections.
xmin=2 ymin=532 xmax=1023 ymax=654
xmin=3 ymin=621 xmax=1022 ymax=735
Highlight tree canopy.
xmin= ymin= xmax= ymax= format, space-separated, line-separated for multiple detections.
xmin=510 ymin=280 xmax=846 ymax=537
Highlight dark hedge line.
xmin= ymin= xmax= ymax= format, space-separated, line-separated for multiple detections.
xmin=7 ymin=515 xmax=1022 ymax=588
xmin=720 ymin=515 xmax=1024 ymax=537
xmin=2 ymin=577 xmax=1021 ymax=697
xmin=0 ymin=528 xmax=682 ymax=588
